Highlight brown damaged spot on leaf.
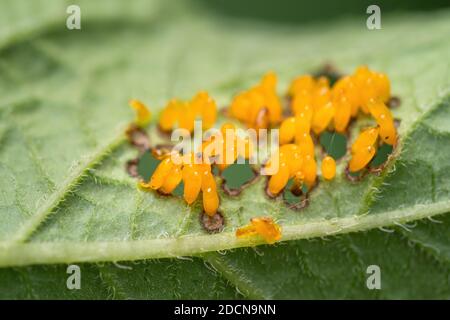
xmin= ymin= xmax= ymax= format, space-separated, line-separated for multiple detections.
xmin=220 ymin=165 xmax=259 ymax=197
xmin=289 ymin=181 xmax=303 ymax=197
xmin=344 ymin=165 xmax=368 ymax=183
xmin=151 ymin=144 xmax=174 ymax=160
xmin=368 ymin=166 xmax=384 ymax=176
xmin=263 ymin=176 xmax=311 ymax=211
xmin=369 ymin=158 xmax=394 ymax=176
xmin=388 ymin=96 xmax=402 ymax=108
xmin=200 ymin=211 xmax=225 ymax=233
xmin=369 ymin=146 xmax=397 ymax=176
xmin=282 ymin=97 xmax=292 ymax=118
xmin=220 ymin=106 xmax=229 ymax=117
xmin=126 ymin=158 xmax=140 ymax=178
xmin=125 ymin=124 xmax=150 ymax=154
xmin=156 ymin=126 xmax=172 ymax=140
xmin=264 ymin=177 xmax=278 ymax=200
xmin=284 ymin=193 xmax=310 ymax=211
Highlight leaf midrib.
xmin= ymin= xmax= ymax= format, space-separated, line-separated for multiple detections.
xmin=7 ymin=129 xmax=126 ymax=244
xmin=1 ymin=200 xmax=449 ymax=267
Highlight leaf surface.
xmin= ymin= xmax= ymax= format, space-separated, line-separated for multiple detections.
xmin=0 ymin=1 xmax=449 ymax=298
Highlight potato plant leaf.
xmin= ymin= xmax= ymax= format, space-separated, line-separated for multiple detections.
xmin=0 ymin=0 xmax=449 ymax=299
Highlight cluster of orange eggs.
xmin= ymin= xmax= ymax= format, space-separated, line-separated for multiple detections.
xmin=159 ymin=91 xmax=217 ymax=132
xmin=262 ymin=66 xmax=396 ymax=196
xmin=229 ymin=72 xmax=282 ymax=130
xmin=139 ymin=123 xmax=252 ymax=217
xmin=129 ymin=65 xmax=397 ymax=243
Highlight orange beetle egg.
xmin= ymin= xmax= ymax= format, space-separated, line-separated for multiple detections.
xmin=368 ymin=102 xmax=397 ymax=145
xmin=368 ymin=101 xmax=393 ymax=121
xmin=351 ymin=127 xmax=379 ymax=153
xmin=229 ymin=73 xmax=282 ymax=129
xmin=280 ymin=117 xmax=296 ymax=144
xmin=177 ymin=101 xmax=196 ymax=133
xmin=294 ymin=114 xmax=311 ymax=135
xmin=261 ymin=71 xmax=277 ymax=90
xmin=146 ymin=150 xmax=219 ymax=215
xmin=201 ymin=170 xmax=219 ymax=216
xmin=333 ymin=95 xmax=352 ymax=133
xmin=312 ymin=101 xmax=335 ymax=134
xmin=321 ymin=156 xmax=336 ymax=180
xmin=349 ymin=145 xmax=376 ymax=172
xmin=268 ymin=161 xmax=290 ymax=195
xmin=191 ymin=91 xmax=217 ymax=129
xmin=159 ymin=92 xmax=217 ymax=133
xmin=129 ymin=99 xmax=151 ymax=127
xmin=302 ymin=155 xmax=317 ymax=188
xmin=288 ymin=75 xmax=315 ymax=97
xmin=149 ymin=157 xmax=174 ymax=190
xmin=159 ymin=99 xmax=182 ymax=132
xmin=266 ymin=143 xmax=307 ymax=195
xmin=182 ymin=164 xmax=202 ymax=204
xmin=213 ymin=123 xmax=253 ymax=170
xmin=159 ymin=165 xmax=183 ymax=194
xmin=229 ymin=94 xmax=251 ymax=122
xmin=354 ymin=66 xmax=392 ymax=111
xmin=283 ymin=144 xmax=303 ymax=174
xmin=378 ymin=118 xmax=397 ymax=145
xmin=296 ymin=132 xmax=315 ymax=157
xmin=375 ymin=72 xmax=391 ymax=102
xmin=292 ymin=94 xmax=314 ymax=120
xmin=332 ymin=76 xmax=360 ymax=117
xmin=312 ymin=77 xmax=331 ymax=108
xmin=220 ymin=122 xmax=236 ymax=135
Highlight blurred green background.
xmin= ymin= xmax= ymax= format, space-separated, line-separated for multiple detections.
xmin=197 ymin=0 xmax=450 ymax=23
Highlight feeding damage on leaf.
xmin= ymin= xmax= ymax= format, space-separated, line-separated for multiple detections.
xmin=125 ymin=158 xmax=140 ymax=178
xmin=201 ymin=211 xmax=225 ymax=233
xmin=220 ymin=161 xmax=259 ymax=196
xmin=125 ymin=124 xmax=151 ymax=154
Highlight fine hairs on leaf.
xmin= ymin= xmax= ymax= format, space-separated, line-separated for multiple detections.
xmin=0 ymin=0 xmax=449 ymax=299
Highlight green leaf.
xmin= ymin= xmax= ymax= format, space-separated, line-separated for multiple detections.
xmin=1 ymin=213 xmax=448 ymax=299
xmin=0 ymin=0 xmax=449 ymax=299
xmin=204 ymin=212 xmax=450 ymax=299
xmin=0 ymin=257 xmax=242 ymax=299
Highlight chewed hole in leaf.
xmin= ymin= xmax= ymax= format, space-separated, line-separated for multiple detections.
xmin=172 ymin=181 xmax=184 ymax=197
xmin=137 ymin=150 xmax=160 ymax=181
xmin=125 ymin=124 xmax=150 ymax=153
xmin=221 ymin=159 xmax=258 ymax=196
xmin=370 ymin=144 xmax=394 ymax=168
xmin=319 ymin=131 xmax=347 ymax=159
xmin=136 ymin=148 xmax=185 ymax=197
xmin=200 ymin=211 xmax=225 ymax=233
xmin=387 ymin=96 xmax=402 ymax=108
xmin=282 ymin=178 xmax=309 ymax=210
xmin=345 ymin=165 xmax=367 ymax=182
xmin=126 ymin=158 xmax=140 ymax=178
